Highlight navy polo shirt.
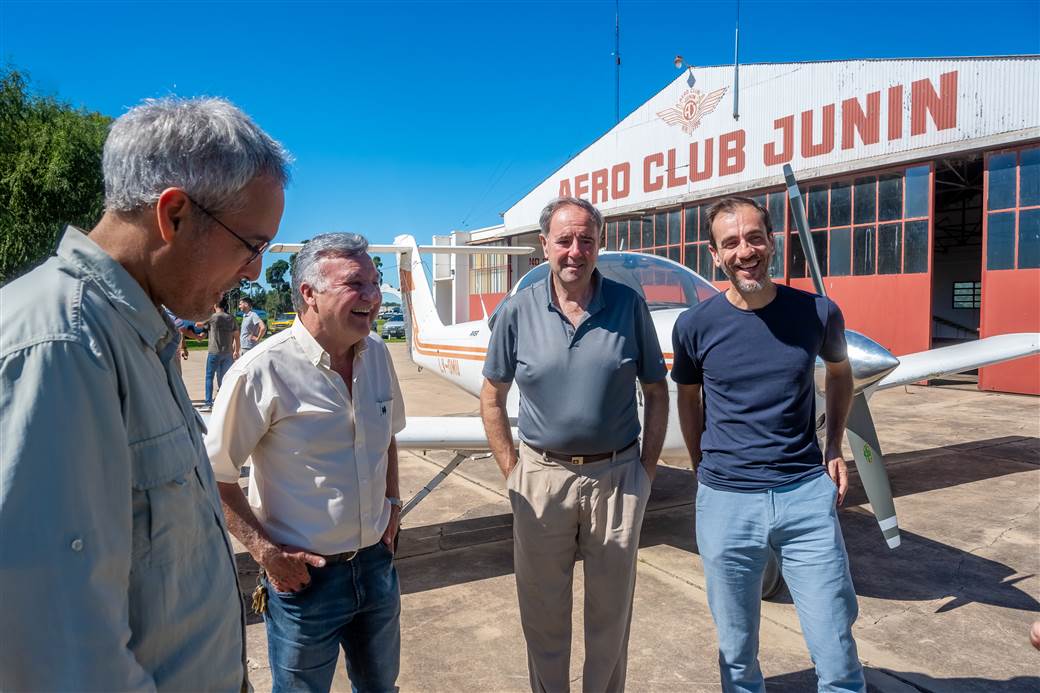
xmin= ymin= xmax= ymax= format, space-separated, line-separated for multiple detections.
xmin=670 ymin=284 xmax=847 ymax=492
xmin=483 ymin=269 xmax=667 ymax=455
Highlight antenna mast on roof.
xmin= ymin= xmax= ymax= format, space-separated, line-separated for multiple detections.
xmin=614 ymin=0 xmax=621 ymax=124
xmin=732 ymin=0 xmax=740 ymax=120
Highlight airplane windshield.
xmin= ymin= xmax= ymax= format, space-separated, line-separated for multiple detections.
xmin=489 ymin=252 xmax=718 ymax=327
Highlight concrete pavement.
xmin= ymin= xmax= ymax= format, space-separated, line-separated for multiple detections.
xmin=180 ymin=344 xmax=1040 ymax=692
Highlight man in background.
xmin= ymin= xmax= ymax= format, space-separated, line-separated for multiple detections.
xmin=201 ymin=300 xmax=239 ymax=411
xmin=0 ymin=96 xmax=290 ymax=690
xmin=238 ymin=295 xmax=266 ymax=356
xmin=163 ymin=306 xmax=196 ymax=375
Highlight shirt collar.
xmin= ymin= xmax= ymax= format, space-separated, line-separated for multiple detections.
xmin=541 ymin=267 xmax=605 ymax=316
xmin=58 ymin=226 xmax=172 ymax=349
xmin=290 ymin=316 xmax=369 ymax=369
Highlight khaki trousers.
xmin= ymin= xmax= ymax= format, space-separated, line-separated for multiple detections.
xmin=508 ymin=441 xmax=651 ymax=693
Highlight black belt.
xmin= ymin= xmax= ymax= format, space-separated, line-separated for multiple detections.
xmin=526 ymin=439 xmax=638 ymax=465
xmin=323 ymin=549 xmax=359 ymax=563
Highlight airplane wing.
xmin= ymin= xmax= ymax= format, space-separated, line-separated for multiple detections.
xmin=396 ymin=416 xmax=506 ymax=450
xmin=874 ymin=333 xmax=1040 ymax=391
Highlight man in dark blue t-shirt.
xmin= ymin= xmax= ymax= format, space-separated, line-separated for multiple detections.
xmin=672 ymin=196 xmax=865 ymax=692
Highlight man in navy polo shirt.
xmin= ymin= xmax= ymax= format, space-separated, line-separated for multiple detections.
xmin=672 ymin=196 xmax=864 ymax=692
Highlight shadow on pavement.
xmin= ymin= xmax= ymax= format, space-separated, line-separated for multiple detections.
xmin=388 ymin=438 xmax=1039 ymax=615
xmin=230 ymin=437 xmax=1038 ymax=611
xmin=766 ymin=667 xmax=1040 ymax=693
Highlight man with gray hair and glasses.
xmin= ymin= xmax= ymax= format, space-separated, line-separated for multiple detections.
xmin=0 ymin=97 xmax=289 ymax=690
xmin=206 ymin=233 xmax=405 ymax=693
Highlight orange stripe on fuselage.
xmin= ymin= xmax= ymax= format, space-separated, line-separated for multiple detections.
xmin=401 ymin=267 xmax=676 ymax=365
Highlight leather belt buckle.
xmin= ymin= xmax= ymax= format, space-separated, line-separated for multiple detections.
xmin=571 ymin=456 xmax=585 ymax=465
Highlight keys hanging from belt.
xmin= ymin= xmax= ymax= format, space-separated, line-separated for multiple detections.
xmin=251 ymin=573 xmax=268 ymax=615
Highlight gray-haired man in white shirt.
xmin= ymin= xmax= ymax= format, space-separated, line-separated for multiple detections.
xmin=207 ymin=233 xmax=405 ymax=693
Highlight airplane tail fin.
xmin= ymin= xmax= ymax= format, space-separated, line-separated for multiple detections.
xmin=394 ymin=234 xmax=443 ymax=364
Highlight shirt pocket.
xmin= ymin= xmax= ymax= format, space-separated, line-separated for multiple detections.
xmin=371 ymin=397 xmax=394 ymax=453
xmin=129 ymin=425 xmax=210 ymax=569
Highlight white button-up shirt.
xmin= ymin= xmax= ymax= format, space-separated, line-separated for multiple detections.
xmin=206 ymin=319 xmax=406 ymax=555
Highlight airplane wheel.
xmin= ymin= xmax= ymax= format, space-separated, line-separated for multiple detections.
xmin=761 ymin=550 xmax=785 ymax=601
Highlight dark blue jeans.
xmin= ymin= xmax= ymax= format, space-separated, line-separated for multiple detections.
xmin=263 ymin=542 xmax=401 ymax=693
xmin=204 ymin=352 xmax=234 ymax=405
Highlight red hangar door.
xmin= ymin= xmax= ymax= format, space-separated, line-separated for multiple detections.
xmin=980 ymin=146 xmax=1040 ymax=396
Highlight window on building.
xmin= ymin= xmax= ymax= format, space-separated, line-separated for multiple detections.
xmin=829 ymin=227 xmax=851 ymax=275
xmin=622 ymin=207 xmax=684 ymax=270
xmin=853 ymin=226 xmax=876 ymax=275
xmin=986 ymin=147 xmax=1040 ymax=271
xmin=878 ymin=222 xmax=902 ymax=274
xmin=952 ymin=281 xmax=981 ymax=309
xmin=830 ymin=182 xmax=851 ymax=226
xmin=642 ymin=216 xmax=655 ymax=248
xmin=904 ymin=220 xmax=929 ymax=273
xmin=605 ymin=221 xmax=618 ymax=250
xmin=469 ymin=241 xmax=510 ymax=294
xmin=878 ymin=174 xmax=903 ymax=221
xmin=987 ymin=212 xmax=1015 ymax=270
xmin=808 ymin=185 xmax=829 ymax=228
xmin=794 ymin=165 xmax=931 ymax=279
xmin=988 ymin=152 xmax=1018 ymax=212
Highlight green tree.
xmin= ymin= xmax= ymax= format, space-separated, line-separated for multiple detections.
xmin=263 ymin=258 xmax=292 ymax=315
xmin=266 ymin=258 xmax=290 ymax=291
xmin=373 ymin=255 xmax=384 ymax=284
xmin=0 ymin=68 xmax=112 ymax=284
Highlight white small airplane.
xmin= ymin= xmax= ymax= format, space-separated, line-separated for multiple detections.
xmin=268 ymin=170 xmax=1040 ymax=594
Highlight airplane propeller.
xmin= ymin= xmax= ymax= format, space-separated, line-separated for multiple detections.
xmin=783 ymin=164 xmax=901 ymax=549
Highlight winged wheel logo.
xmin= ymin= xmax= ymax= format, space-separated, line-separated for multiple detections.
xmin=657 ymin=86 xmax=728 ymax=135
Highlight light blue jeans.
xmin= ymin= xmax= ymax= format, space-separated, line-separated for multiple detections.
xmin=696 ymin=472 xmax=865 ymax=693
xmin=204 ymin=352 xmax=233 ymax=406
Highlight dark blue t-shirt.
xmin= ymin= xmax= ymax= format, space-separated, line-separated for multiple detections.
xmin=670 ymin=284 xmax=847 ymax=492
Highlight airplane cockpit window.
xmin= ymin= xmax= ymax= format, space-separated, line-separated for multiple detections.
xmin=595 ymin=253 xmax=718 ymax=311
xmin=488 ymin=252 xmax=717 ymax=329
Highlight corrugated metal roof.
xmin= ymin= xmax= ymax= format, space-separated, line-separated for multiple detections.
xmin=503 ymin=57 xmax=1040 ymax=232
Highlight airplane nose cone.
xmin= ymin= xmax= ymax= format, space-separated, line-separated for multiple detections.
xmin=847 ymin=331 xmax=900 ymax=391
xmin=815 ymin=331 xmax=900 ymax=393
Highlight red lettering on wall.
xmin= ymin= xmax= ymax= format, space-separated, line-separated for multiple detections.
xmin=666 ymin=148 xmax=688 ymax=188
xmin=590 ymin=168 xmax=609 ymax=204
xmin=764 ymin=115 xmax=795 ymax=165
xmin=689 ymin=138 xmax=713 ymax=183
xmin=841 ymin=92 xmax=880 ymax=149
xmin=887 ymin=85 xmax=903 ymax=141
xmin=911 ymin=70 xmax=958 ymax=136
xmin=801 ymin=104 xmax=835 ymax=158
xmin=643 ymin=153 xmax=665 ymax=192
xmin=611 ymin=162 xmax=630 ymax=199
xmin=574 ymin=173 xmax=589 ymax=199
xmin=558 ymin=179 xmax=572 ymax=197
xmin=719 ymin=130 xmax=745 ymax=176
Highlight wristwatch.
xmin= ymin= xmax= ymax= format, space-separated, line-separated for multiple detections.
xmin=386 ymin=496 xmax=403 ymax=508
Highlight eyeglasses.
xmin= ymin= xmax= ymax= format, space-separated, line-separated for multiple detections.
xmin=186 ymin=194 xmax=269 ymax=265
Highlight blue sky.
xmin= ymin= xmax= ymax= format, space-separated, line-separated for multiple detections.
xmin=3 ymin=0 xmax=1038 ymax=286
